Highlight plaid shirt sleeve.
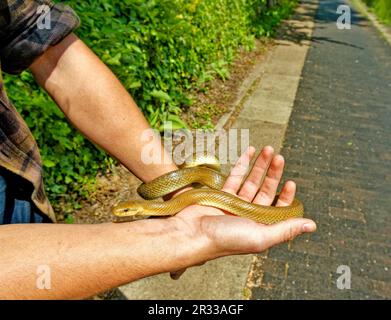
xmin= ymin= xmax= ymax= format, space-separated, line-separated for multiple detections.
xmin=0 ymin=0 xmax=80 ymax=74
xmin=0 ymin=0 xmax=80 ymax=222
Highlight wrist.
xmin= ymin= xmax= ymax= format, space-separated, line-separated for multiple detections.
xmin=110 ymin=217 xmax=209 ymax=278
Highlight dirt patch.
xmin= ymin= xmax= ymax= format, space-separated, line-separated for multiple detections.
xmin=57 ymin=165 xmax=141 ymax=224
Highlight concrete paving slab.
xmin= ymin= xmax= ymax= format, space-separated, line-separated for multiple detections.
xmin=240 ymin=98 xmax=294 ymax=125
xmin=231 ymin=119 xmax=286 ymax=153
xmin=264 ymin=49 xmax=307 ymax=76
xmin=255 ymin=74 xmax=302 ymax=103
xmin=119 ymin=255 xmax=253 ymax=299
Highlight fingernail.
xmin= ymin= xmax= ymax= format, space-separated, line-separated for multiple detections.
xmin=302 ymin=222 xmax=316 ymax=233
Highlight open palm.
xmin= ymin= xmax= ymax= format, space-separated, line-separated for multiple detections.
xmin=169 ymin=146 xmax=316 ymax=279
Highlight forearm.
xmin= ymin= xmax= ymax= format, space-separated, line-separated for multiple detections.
xmin=0 ymin=219 xmax=201 ymax=299
xmin=30 ymin=33 xmax=176 ymax=182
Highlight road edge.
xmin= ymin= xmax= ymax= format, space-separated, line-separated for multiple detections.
xmin=348 ymin=0 xmax=391 ymax=47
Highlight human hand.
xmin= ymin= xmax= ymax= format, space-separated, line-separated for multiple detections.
xmin=168 ymin=146 xmax=316 ymax=279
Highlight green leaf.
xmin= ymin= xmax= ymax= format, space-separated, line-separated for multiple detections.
xmin=65 ymin=214 xmax=75 ymax=224
xmin=151 ymin=90 xmax=172 ymax=102
xmin=43 ymin=159 xmax=56 ymax=168
xmin=105 ymin=53 xmax=122 ymax=66
xmin=160 ymin=114 xmax=187 ymax=131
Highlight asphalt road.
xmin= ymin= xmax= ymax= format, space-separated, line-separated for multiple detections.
xmin=251 ymin=0 xmax=391 ymax=299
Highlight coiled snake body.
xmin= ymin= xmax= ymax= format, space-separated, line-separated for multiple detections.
xmin=112 ymin=156 xmax=304 ymax=224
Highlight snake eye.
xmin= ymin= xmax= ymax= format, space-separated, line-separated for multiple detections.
xmin=120 ymin=207 xmax=139 ymax=213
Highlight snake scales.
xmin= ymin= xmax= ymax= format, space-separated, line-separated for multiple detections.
xmin=112 ymin=156 xmax=304 ymax=224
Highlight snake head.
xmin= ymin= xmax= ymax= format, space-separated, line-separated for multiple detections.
xmin=112 ymin=202 xmax=143 ymax=218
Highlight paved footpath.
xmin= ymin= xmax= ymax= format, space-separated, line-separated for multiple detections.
xmin=250 ymin=0 xmax=391 ymax=299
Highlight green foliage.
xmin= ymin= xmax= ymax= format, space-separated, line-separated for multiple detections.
xmin=3 ymin=0 xmax=297 ymax=209
xmin=362 ymin=0 xmax=376 ymax=6
xmin=3 ymin=73 xmax=113 ymax=208
xmin=363 ymin=0 xmax=391 ymax=24
xmin=375 ymin=0 xmax=391 ymax=23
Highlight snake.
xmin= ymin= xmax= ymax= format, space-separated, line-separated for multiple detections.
xmin=112 ymin=155 xmax=304 ymax=224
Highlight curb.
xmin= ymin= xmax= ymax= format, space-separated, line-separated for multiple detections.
xmin=215 ymin=48 xmax=275 ymax=132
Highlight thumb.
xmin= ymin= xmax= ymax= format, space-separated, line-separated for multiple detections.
xmin=257 ymin=218 xmax=316 ymax=252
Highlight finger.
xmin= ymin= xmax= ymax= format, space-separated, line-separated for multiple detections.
xmin=170 ymin=268 xmax=187 ymax=280
xmin=257 ymin=218 xmax=317 ymax=252
xmin=170 ymin=261 xmax=206 ymax=280
xmin=222 ymin=146 xmax=256 ymax=195
xmin=275 ymin=180 xmax=296 ymax=207
xmin=238 ymin=146 xmax=274 ymax=202
xmin=253 ymin=154 xmax=285 ymax=205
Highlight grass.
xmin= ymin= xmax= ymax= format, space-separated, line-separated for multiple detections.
xmin=362 ymin=0 xmax=391 ymax=24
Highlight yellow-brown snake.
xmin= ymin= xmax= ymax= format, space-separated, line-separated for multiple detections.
xmin=112 ymin=156 xmax=304 ymax=224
